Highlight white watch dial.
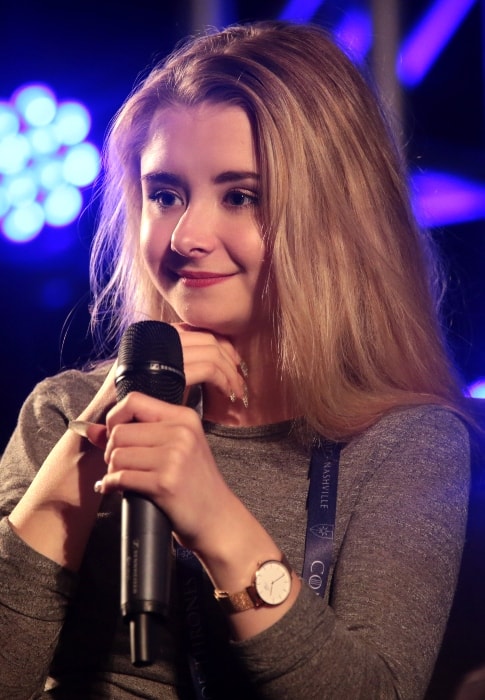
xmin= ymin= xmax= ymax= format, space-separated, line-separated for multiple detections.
xmin=255 ymin=560 xmax=292 ymax=605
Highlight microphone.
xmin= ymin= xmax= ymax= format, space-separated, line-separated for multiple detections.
xmin=115 ymin=321 xmax=185 ymax=667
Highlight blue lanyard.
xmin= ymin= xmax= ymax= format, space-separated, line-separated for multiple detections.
xmin=302 ymin=439 xmax=341 ymax=597
xmin=177 ymin=438 xmax=341 ymax=699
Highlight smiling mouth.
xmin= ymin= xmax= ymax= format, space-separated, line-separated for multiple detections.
xmin=170 ymin=269 xmax=237 ymax=288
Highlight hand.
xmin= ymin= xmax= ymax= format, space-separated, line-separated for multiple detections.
xmin=87 ymin=391 xmax=302 ymax=639
xmin=174 ymin=323 xmax=246 ymax=403
xmin=88 ymin=391 xmax=239 ymax=555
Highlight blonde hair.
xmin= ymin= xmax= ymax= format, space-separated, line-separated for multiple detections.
xmin=90 ymin=21 xmax=464 ymax=440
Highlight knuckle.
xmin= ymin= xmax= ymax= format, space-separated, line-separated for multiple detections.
xmin=180 ymin=408 xmax=201 ymax=433
xmin=114 ymin=470 xmax=128 ymax=488
xmin=108 ymin=447 xmax=124 ymax=471
xmin=109 ymin=424 xmax=123 ymax=442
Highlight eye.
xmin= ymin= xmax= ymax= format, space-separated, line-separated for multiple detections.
xmin=224 ymin=189 xmax=259 ymax=208
xmin=148 ymin=189 xmax=185 ymax=209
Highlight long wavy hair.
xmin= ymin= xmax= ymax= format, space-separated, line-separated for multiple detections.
xmin=90 ymin=21 xmax=464 ymax=440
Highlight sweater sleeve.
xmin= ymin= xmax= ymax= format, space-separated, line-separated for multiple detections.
xmin=230 ymin=407 xmax=470 ymax=700
xmin=0 ymin=520 xmax=77 ymax=699
xmin=0 ymin=371 xmax=102 ymax=699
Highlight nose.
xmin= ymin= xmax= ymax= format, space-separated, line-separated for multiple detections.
xmin=170 ymin=203 xmax=217 ymax=258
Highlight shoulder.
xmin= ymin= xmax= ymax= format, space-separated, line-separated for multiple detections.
xmin=22 ymin=362 xmax=111 ymax=428
xmin=340 ymin=404 xmax=470 ymax=498
xmin=335 ymin=404 xmax=470 ymax=556
xmin=348 ymin=404 xmax=469 ymax=461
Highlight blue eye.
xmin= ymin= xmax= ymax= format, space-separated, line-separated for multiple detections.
xmin=225 ymin=190 xmax=259 ymax=207
xmin=149 ymin=190 xmax=184 ymax=208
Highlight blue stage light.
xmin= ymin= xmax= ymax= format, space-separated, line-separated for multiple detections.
xmin=13 ymin=84 xmax=57 ymax=127
xmin=334 ymin=9 xmax=372 ymax=64
xmin=35 ymin=157 xmax=64 ymax=191
xmin=0 ymin=83 xmax=100 ymax=245
xmin=2 ymin=201 xmax=45 ymax=242
xmin=468 ymin=379 xmax=485 ymax=399
xmin=0 ymin=103 xmax=19 ymax=138
xmin=63 ymin=142 xmax=100 ymax=187
xmin=44 ymin=183 xmax=83 ymax=227
xmin=5 ymin=173 xmax=38 ymax=208
xmin=28 ymin=125 xmax=60 ymax=156
xmin=0 ymin=186 xmax=9 ymax=218
xmin=279 ymin=0 xmax=326 ymax=22
xmin=0 ymin=133 xmax=31 ymax=175
xmin=54 ymin=102 xmax=91 ymax=145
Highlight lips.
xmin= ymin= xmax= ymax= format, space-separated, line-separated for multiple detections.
xmin=169 ymin=268 xmax=237 ymax=288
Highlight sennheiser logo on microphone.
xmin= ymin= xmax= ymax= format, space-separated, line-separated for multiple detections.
xmin=115 ymin=361 xmax=185 ymax=382
xmin=131 ymin=539 xmax=140 ymax=595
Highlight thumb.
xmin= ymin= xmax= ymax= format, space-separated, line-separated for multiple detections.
xmin=68 ymin=420 xmax=108 ymax=450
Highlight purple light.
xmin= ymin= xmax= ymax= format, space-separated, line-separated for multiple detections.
xmin=333 ymin=10 xmax=372 ymax=64
xmin=412 ymin=172 xmax=485 ymax=228
xmin=279 ymin=0 xmax=326 ymax=22
xmin=397 ymin=0 xmax=477 ymax=87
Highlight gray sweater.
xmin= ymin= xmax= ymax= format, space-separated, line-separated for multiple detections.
xmin=0 ymin=368 xmax=470 ymax=699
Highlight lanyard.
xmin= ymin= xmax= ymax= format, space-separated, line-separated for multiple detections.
xmin=175 ymin=546 xmax=218 ymax=699
xmin=177 ymin=438 xmax=341 ymax=699
xmin=302 ymin=439 xmax=342 ymax=597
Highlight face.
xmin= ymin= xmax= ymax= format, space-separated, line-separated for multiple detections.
xmin=139 ymin=102 xmax=270 ymax=340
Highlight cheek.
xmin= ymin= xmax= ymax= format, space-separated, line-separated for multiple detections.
xmin=250 ymin=238 xmax=268 ymax=281
xmin=233 ymin=230 xmax=266 ymax=268
xmin=140 ymin=220 xmax=168 ymax=273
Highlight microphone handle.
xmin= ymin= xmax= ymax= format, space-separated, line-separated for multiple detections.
xmin=121 ymin=491 xmax=173 ymax=666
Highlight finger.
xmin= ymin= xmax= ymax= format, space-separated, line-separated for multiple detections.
xmin=86 ymin=423 xmax=108 ymax=449
xmin=174 ymin=324 xmax=243 ymax=375
xmin=182 ymin=345 xmax=245 ymax=398
xmin=174 ymin=324 xmax=242 ymax=366
xmin=102 ymin=439 xmax=189 ymax=500
xmin=105 ymin=392 xmax=188 ymax=434
xmin=173 ymin=326 xmax=245 ymax=398
xmin=103 ymin=419 xmax=176 ymax=464
xmin=105 ymin=443 xmax=162 ymax=474
xmin=95 ymin=466 xmax=164 ymax=501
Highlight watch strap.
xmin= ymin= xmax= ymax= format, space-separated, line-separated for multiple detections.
xmin=214 ymin=585 xmax=261 ymax=613
xmin=213 ymin=553 xmax=292 ymax=613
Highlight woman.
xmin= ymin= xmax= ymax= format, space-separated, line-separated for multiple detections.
xmin=0 ymin=21 xmax=469 ymax=699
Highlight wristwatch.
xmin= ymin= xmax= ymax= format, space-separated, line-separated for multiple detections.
xmin=214 ymin=554 xmax=293 ymax=613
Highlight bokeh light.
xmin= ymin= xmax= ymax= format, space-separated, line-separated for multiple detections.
xmin=0 ymin=83 xmax=100 ymax=244
xmin=468 ymin=380 xmax=485 ymax=399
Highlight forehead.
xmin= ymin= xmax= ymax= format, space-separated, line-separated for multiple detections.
xmin=140 ymin=103 xmax=257 ymax=173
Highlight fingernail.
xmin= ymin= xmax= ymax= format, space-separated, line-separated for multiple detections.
xmin=68 ymin=420 xmax=94 ymax=438
xmin=242 ymin=383 xmax=249 ymax=409
xmin=94 ymin=480 xmax=104 ymax=494
xmin=240 ymin=360 xmax=249 ymax=378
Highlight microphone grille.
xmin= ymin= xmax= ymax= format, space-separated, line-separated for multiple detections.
xmin=116 ymin=321 xmax=185 ymax=404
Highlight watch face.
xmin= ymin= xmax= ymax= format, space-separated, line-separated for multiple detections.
xmin=255 ymin=560 xmax=292 ymax=605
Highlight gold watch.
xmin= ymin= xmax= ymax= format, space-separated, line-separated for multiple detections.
xmin=214 ymin=554 xmax=293 ymax=613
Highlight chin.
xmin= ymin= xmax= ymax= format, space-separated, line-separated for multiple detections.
xmin=181 ymin=315 xmax=253 ymax=338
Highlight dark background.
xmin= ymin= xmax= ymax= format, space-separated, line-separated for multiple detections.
xmin=0 ymin=0 xmax=484 ymax=451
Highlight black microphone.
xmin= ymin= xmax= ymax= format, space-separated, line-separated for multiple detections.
xmin=115 ymin=321 xmax=185 ymax=667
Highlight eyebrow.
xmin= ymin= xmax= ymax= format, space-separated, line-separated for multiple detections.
xmin=214 ymin=170 xmax=260 ymax=184
xmin=141 ymin=170 xmax=260 ymax=187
